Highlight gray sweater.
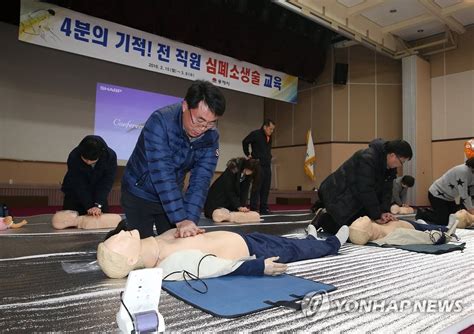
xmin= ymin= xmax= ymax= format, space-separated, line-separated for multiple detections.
xmin=429 ymin=164 xmax=474 ymax=210
xmin=392 ymin=177 xmax=407 ymax=205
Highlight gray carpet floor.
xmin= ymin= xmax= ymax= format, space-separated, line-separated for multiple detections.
xmin=0 ymin=213 xmax=473 ymax=333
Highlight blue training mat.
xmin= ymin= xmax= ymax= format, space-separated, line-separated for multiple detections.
xmin=162 ymin=274 xmax=336 ymax=318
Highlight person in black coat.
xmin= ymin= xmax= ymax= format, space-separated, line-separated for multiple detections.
xmin=242 ymin=119 xmax=275 ymax=214
xmin=314 ymin=139 xmax=413 ymax=234
xmin=204 ymin=158 xmax=260 ymax=218
xmin=61 ymin=135 xmax=117 ymax=216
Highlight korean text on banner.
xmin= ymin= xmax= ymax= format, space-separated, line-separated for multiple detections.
xmin=19 ymin=0 xmax=298 ymax=103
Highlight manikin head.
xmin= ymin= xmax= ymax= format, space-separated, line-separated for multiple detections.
xmin=349 ymin=216 xmax=374 ymax=245
xmin=455 ymin=209 xmax=472 ymax=229
xmin=212 ymin=208 xmax=231 ymax=223
xmin=390 ymin=204 xmax=401 ymax=214
xmin=212 ymin=208 xmax=261 ymax=223
xmin=390 ymin=204 xmax=414 ymax=215
xmin=52 ymin=210 xmax=79 ymax=229
xmin=97 ymin=230 xmax=144 ymax=278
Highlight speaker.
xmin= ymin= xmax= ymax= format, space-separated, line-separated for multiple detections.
xmin=333 ymin=63 xmax=348 ymax=85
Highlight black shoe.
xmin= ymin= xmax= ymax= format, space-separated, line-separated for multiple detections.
xmin=415 ymin=208 xmax=425 ymax=220
xmin=260 ymin=209 xmax=271 ymax=215
xmin=311 ymin=200 xmax=324 ymax=213
xmin=311 ymin=208 xmax=326 ymax=229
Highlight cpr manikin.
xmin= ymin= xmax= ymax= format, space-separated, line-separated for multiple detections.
xmin=212 ymin=208 xmax=261 ymax=223
xmin=0 ymin=216 xmax=28 ymax=231
xmin=455 ymin=209 xmax=474 ymax=229
xmin=349 ymin=216 xmax=456 ymax=246
xmin=390 ymin=204 xmax=415 ymax=215
xmin=51 ymin=210 xmax=122 ymax=229
xmin=349 ymin=216 xmax=414 ymax=244
xmin=97 ymin=225 xmax=349 ymax=279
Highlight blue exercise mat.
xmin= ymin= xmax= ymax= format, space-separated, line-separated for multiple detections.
xmin=162 ymin=274 xmax=336 ymax=318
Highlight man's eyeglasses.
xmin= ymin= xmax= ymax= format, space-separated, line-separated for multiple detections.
xmin=188 ymin=108 xmax=218 ymax=129
xmin=396 ymin=155 xmax=405 ymax=166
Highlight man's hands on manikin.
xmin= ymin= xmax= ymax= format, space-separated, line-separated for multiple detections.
xmin=175 ymin=220 xmax=205 ymax=238
xmin=87 ymin=206 xmax=102 ymax=217
xmin=264 ymin=256 xmax=288 ymax=276
xmin=375 ymin=212 xmax=396 ymax=224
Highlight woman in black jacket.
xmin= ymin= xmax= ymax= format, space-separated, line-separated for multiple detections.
xmin=204 ymin=158 xmax=260 ymax=218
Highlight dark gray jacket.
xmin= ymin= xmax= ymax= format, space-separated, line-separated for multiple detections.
xmin=392 ymin=177 xmax=407 ymax=205
xmin=61 ymin=135 xmax=117 ymax=209
xmin=319 ymin=139 xmax=397 ymax=225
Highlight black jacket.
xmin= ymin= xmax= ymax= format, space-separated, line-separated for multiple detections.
xmin=204 ymin=158 xmax=252 ymax=218
xmin=318 ymin=139 xmax=397 ymax=226
xmin=242 ymin=128 xmax=272 ymax=166
xmin=61 ymin=135 xmax=117 ymax=209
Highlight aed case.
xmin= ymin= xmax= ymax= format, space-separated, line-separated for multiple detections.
xmin=117 ymin=268 xmax=165 ymax=333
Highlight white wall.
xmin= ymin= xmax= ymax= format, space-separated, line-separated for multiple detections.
xmin=0 ymin=22 xmax=262 ymax=171
xmin=431 ymin=70 xmax=474 ymax=140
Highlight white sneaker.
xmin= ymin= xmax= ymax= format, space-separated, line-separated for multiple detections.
xmin=416 ymin=219 xmax=428 ymax=225
xmin=306 ymin=224 xmax=318 ymax=239
xmin=335 ymin=225 xmax=349 ymax=246
xmin=447 ymin=214 xmax=459 ymax=237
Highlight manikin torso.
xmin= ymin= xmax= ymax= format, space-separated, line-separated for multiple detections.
xmin=51 ymin=210 xmax=122 ymax=229
xmin=370 ymin=220 xmax=414 ymax=239
xmin=152 ymin=230 xmax=251 ymax=267
xmin=350 ymin=216 xmax=415 ymax=244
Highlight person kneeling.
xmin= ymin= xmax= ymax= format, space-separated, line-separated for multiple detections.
xmin=97 ymin=225 xmax=349 ymax=279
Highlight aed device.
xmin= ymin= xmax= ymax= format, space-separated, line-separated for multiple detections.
xmin=117 ymin=268 xmax=165 ymax=333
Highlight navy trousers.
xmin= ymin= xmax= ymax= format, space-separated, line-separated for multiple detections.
xmin=408 ymin=220 xmax=448 ymax=233
xmin=242 ymin=232 xmax=341 ymax=263
xmin=121 ymin=190 xmax=174 ymax=238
